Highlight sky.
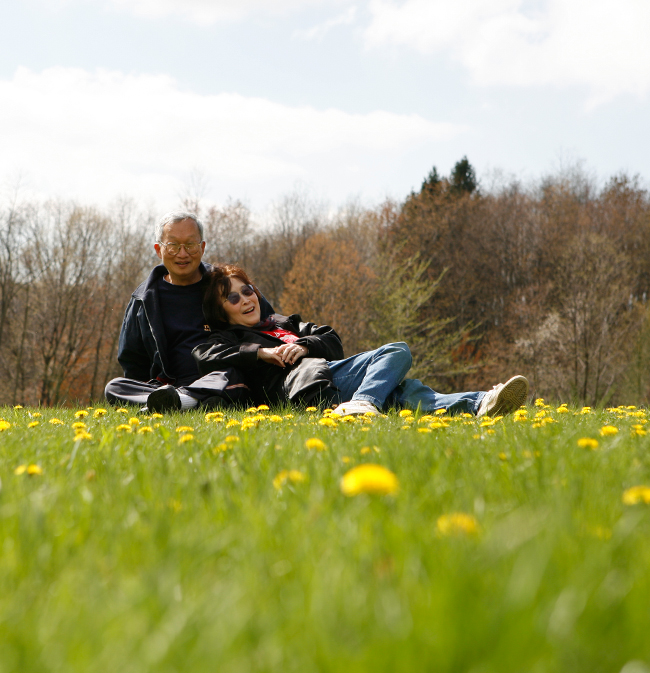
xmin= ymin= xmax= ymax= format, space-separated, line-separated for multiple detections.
xmin=1 ymin=0 xmax=649 ymax=214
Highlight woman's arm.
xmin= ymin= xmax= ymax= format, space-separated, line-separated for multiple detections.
xmin=289 ymin=317 xmax=345 ymax=361
xmin=193 ymin=332 xmax=265 ymax=374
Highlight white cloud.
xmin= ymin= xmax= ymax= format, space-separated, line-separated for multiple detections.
xmin=365 ymin=0 xmax=650 ymax=105
xmin=0 ymin=67 xmax=462 ymax=206
xmin=293 ymin=6 xmax=357 ymax=41
xmin=85 ymin=0 xmax=333 ymax=24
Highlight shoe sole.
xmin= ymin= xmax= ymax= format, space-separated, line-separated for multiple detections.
xmin=147 ymin=386 xmax=182 ymax=413
xmin=487 ymin=376 xmax=529 ymax=417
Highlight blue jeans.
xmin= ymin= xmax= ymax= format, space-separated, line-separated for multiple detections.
xmin=327 ymin=342 xmax=485 ymax=415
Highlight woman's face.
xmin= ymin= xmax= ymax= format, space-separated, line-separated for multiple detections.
xmin=222 ymin=276 xmax=261 ymax=326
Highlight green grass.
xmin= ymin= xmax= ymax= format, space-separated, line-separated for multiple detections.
xmin=1 ymin=403 xmax=650 ymax=672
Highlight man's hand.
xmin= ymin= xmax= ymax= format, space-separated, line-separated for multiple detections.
xmin=258 ymin=344 xmax=308 ymax=367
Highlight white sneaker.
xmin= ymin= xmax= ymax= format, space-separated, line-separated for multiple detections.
xmin=477 ymin=375 xmax=529 ymax=417
xmin=331 ymin=400 xmax=380 ymax=417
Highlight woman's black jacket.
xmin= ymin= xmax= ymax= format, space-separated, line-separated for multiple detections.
xmin=192 ymin=314 xmax=344 ymax=406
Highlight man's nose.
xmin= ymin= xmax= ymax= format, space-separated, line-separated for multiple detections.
xmin=176 ymin=245 xmax=191 ymax=257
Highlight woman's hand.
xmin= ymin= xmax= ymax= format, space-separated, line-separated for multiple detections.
xmin=257 ymin=347 xmax=287 ymax=367
xmin=257 ymin=344 xmax=308 ymax=367
xmin=275 ymin=343 xmax=308 ymax=365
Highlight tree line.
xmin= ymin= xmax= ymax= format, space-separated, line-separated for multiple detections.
xmin=1 ymin=159 xmax=649 ymax=407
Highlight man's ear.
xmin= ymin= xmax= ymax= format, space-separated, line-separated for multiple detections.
xmin=154 ymin=243 xmax=163 ymax=260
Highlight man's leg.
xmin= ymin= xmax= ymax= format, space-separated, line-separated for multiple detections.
xmin=104 ymin=378 xmax=162 ymax=407
xmin=387 ymin=378 xmax=485 ymax=415
xmin=327 ymin=342 xmax=413 ymax=410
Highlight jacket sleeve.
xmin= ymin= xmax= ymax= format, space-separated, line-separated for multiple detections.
xmin=291 ymin=317 xmax=345 ymax=361
xmin=117 ymin=297 xmax=151 ymax=381
xmin=193 ymin=331 xmax=262 ymax=374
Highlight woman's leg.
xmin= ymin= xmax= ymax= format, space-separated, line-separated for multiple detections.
xmin=327 ymin=342 xmax=412 ymax=409
xmin=387 ymin=378 xmax=486 ymax=415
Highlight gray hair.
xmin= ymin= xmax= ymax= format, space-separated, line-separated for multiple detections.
xmin=155 ymin=211 xmax=204 ymax=242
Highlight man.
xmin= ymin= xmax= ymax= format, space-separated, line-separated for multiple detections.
xmin=104 ymin=211 xmax=273 ymax=412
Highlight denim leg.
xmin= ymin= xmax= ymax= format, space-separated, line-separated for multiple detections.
xmin=327 ymin=342 xmax=412 ymax=408
xmin=387 ymin=378 xmax=486 ymax=416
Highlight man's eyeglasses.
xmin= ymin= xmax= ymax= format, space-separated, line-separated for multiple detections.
xmin=159 ymin=241 xmax=203 ymax=256
xmin=224 ymin=285 xmax=256 ymax=305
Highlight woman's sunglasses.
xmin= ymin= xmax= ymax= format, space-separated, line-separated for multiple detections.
xmin=224 ymin=284 xmax=256 ymax=305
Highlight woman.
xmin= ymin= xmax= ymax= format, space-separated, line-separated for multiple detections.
xmin=193 ymin=265 xmax=529 ymax=417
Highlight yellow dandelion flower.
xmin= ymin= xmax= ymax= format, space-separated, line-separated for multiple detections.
xmin=341 ymin=456 xmax=351 ymax=463
xmin=74 ymin=410 xmax=88 ymax=418
xmin=273 ymin=469 xmax=306 ymax=490
xmin=399 ymin=409 xmax=413 ymax=417
xmin=213 ymin=443 xmax=229 ymax=453
xmin=534 ymin=410 xmax=547 ymax=419
xmin=116 ymin=424 xmax=132 ymax=432
xmin=14 ymin=465 xmax=27 ymax=475
xmin=74 ymin=430 xmax=92 ymax=441
xmin=534 ymin=398 xmax=545 ymax=407
xmin=178 ymin=434 xmax=194 ymax=443
xmin=49 ymin=418 xmax=64 ymax=425
xmin=226 ymin=419 xmax=240 ymax=428
xmin=486 ymin=429 xmax=496 ymax=435
xmin=341 ymin=416 xmax=357 ymax=423
xmin=305 ymin=437 xmax=327 ymax=451
xmin=31 ymin=412 xmax=42 ymax=418
xmin=532 ymin=422 xmax=542 ymax=428
xmin=362 ymin=411 xmax=376 ymax=418
xmin=340 ymin=464 xmax=399 ymax=497
xmin=627 ymin=405 xmax=637 ymax=410
xmin=622 ymin=485 xmax=650 ymax=505
xmin=284 ymin=414 xmax=294 ymax=419
xmin=429 ymin=421 xmax=449 ymax=429
xmin=269 ymin=415 xmax=283 ymax=423
xmin=28 ymin=421 xmax=39 ymax=428
xmin=151 ymin=412 xmax=164 ymax=419
xmin=116 ymin=408 xmax=128 ymax=414
xmin=361 ymin=427 xmax=370 ymax=431
xmin=128 ymin=417 xmax=140 ymax=426
xmin=257 ymin=404 xmax=269 ymax=411
xmin=480 ymin=418 xmax=497 ymax=427
xmin=224 ymin=435 xmax=240 ymax=443
xmin=418 ymin=415 xmax=435 ymax=424
xmin=26 ymin=464 xmax=43 ymax=476
xmin=434 ymin=408 xmax=447 ymax=415
xmin=418 ymin=427 xmax=432 ymax=433
xmin=360 ymin=446 xmax=371 ymax=454
xmin=14 ymin=405 xmax=23 ymax=409
xmin=246 ymin=407 xmax=258 ymax=413
xmin=577 ymin=437 xmax=599 ymax=449
xmin=93 ymin=408 xmax=107 ymax=418
xmin=580 ymin=407 xmax=592 ymax=414
xmin=499 ymin=452 xmax=508 ymax=461
xmin=306 ymin=407 xmax=318 ymax=412
xmin=318 ymin=418 xmax=337 ymax=428
xmin=71 ymin=422 xmax=86 ymax=429
xmin=175 ymin=426 xmax=194 ymax=433
xmin=436 ymin=512 xmax=479 ymax=537
xmin=0 ymin=420 xmax=11 ymax=431
xmin=137 ymin=426 xmax=154 ymax=434
xmin=600 ymin=425 xmax=618 ymax=436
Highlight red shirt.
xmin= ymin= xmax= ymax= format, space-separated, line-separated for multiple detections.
xmin=260 ymin=327 xmax=300 ymax=344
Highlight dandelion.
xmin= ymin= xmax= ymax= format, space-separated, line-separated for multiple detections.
xmin=436 ymin=512 xmax=479 ymax=537
xmin=257 ymin=404 xmax=270 ymax=411
xmin=435 ymin=408 xmax=447 ymax=415
xmin=93 ymin=408 xmax=107 ymax=418
xmin=600 ymin=425 xmax=619 ymax=437
xmin=116 ymin=424 xmax=132 ymax=432
xmin=151 ymin=413 xmax=164 ymax=419
xmin=116 ymin=408 xmax=128 ymax=414
xmin=246 ymin=407 xmax=258 ymax=413
xmin=137 ymin=426 xmax=154 ymax=434
xmin=534 ymin=410 xmax=547 ymax=419
xmin=622 ymin=485 xmax=650 ymax=505
xmin=31 ymin=412 xmax=42 ymax=418
xmin=15 ymin=464 xmax=43 ymax=476
xmin=0 ymin=420 xmax=11 ymax=431
xmin=49 ymin=418 xmax=64 ymax=425
xmin=499 ymin=452 xmax=508 ymax=461
xmin=74 ymin=431 xmax=92 ymax=441
xmin=226 ymin=419 xmax=240 ymax=428
xmin=176 ymin=426 xmax=194 ymax=433
xmin=341 ymin=456 xmax=351 ymax=463
xmin=74 ymin=410 xmax=88 ymax=418
xmin=224 ymin=435 xmax=240 ymax=443
xmin=418 ymin=428 xmax=432 ymax=433
xmin=28 ymin=421 xmax=39 ymax=428
xmin=429 ymin=421 xmax=449 ymax=429
xmin=340 ymin=464 xmax=399 ymax=497
xmin=399 ymin=409 xmax=413 ymax=417
xmin=178 ymin=434 xmax=194 ymax=444
xmin=273 ymin=469 xmax=306 ymax=490
xmin=632 ymin=425 xmax=647 ymax=436
xmin=129 ymin=417 xmax=140 ymax=426
xmin=418 ymin=415 xmax=435 ymax=424
xmin=283 ymin=414 xmax=294 ymax=419
xmin=341 ymin=416 xmax=357 ymax=424
xmin=14 ymin=405 xmax=23 ymax=410
xmin=306 ymin=407 xmax=317 ymax=413
xmin=557 ymin=404 xmax=569 ymax=413
xmin=318 ymin=418 xmax=337 ymax=428
xmin=305 ymin=437 xmax=327 ymax=451
xmin=71 ymin=422 xmax=86 ymax=429
xmin=534 ymin=398 xmax=545 ymax=407
xmin=269 ymin=415 xmax=283 ymax=423
xmin=360 ymin=446 xmax=371 ymax=455
xmin=513 ymin=409 xmax=527 ymax=422
xmin=213 ymin=443 xmax=229 ymax=453
xmin=580 ymin=407 xmax=592 ymax=415
xmin=577 ymin=437 xmax=599 ymax=450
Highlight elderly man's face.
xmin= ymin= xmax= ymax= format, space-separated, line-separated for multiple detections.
xmin=154 ymin=218 xmax=206 ymax=285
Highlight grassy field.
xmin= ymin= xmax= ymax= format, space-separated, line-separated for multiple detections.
xmin=1 ymin=402 xmax=650 ymax=673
